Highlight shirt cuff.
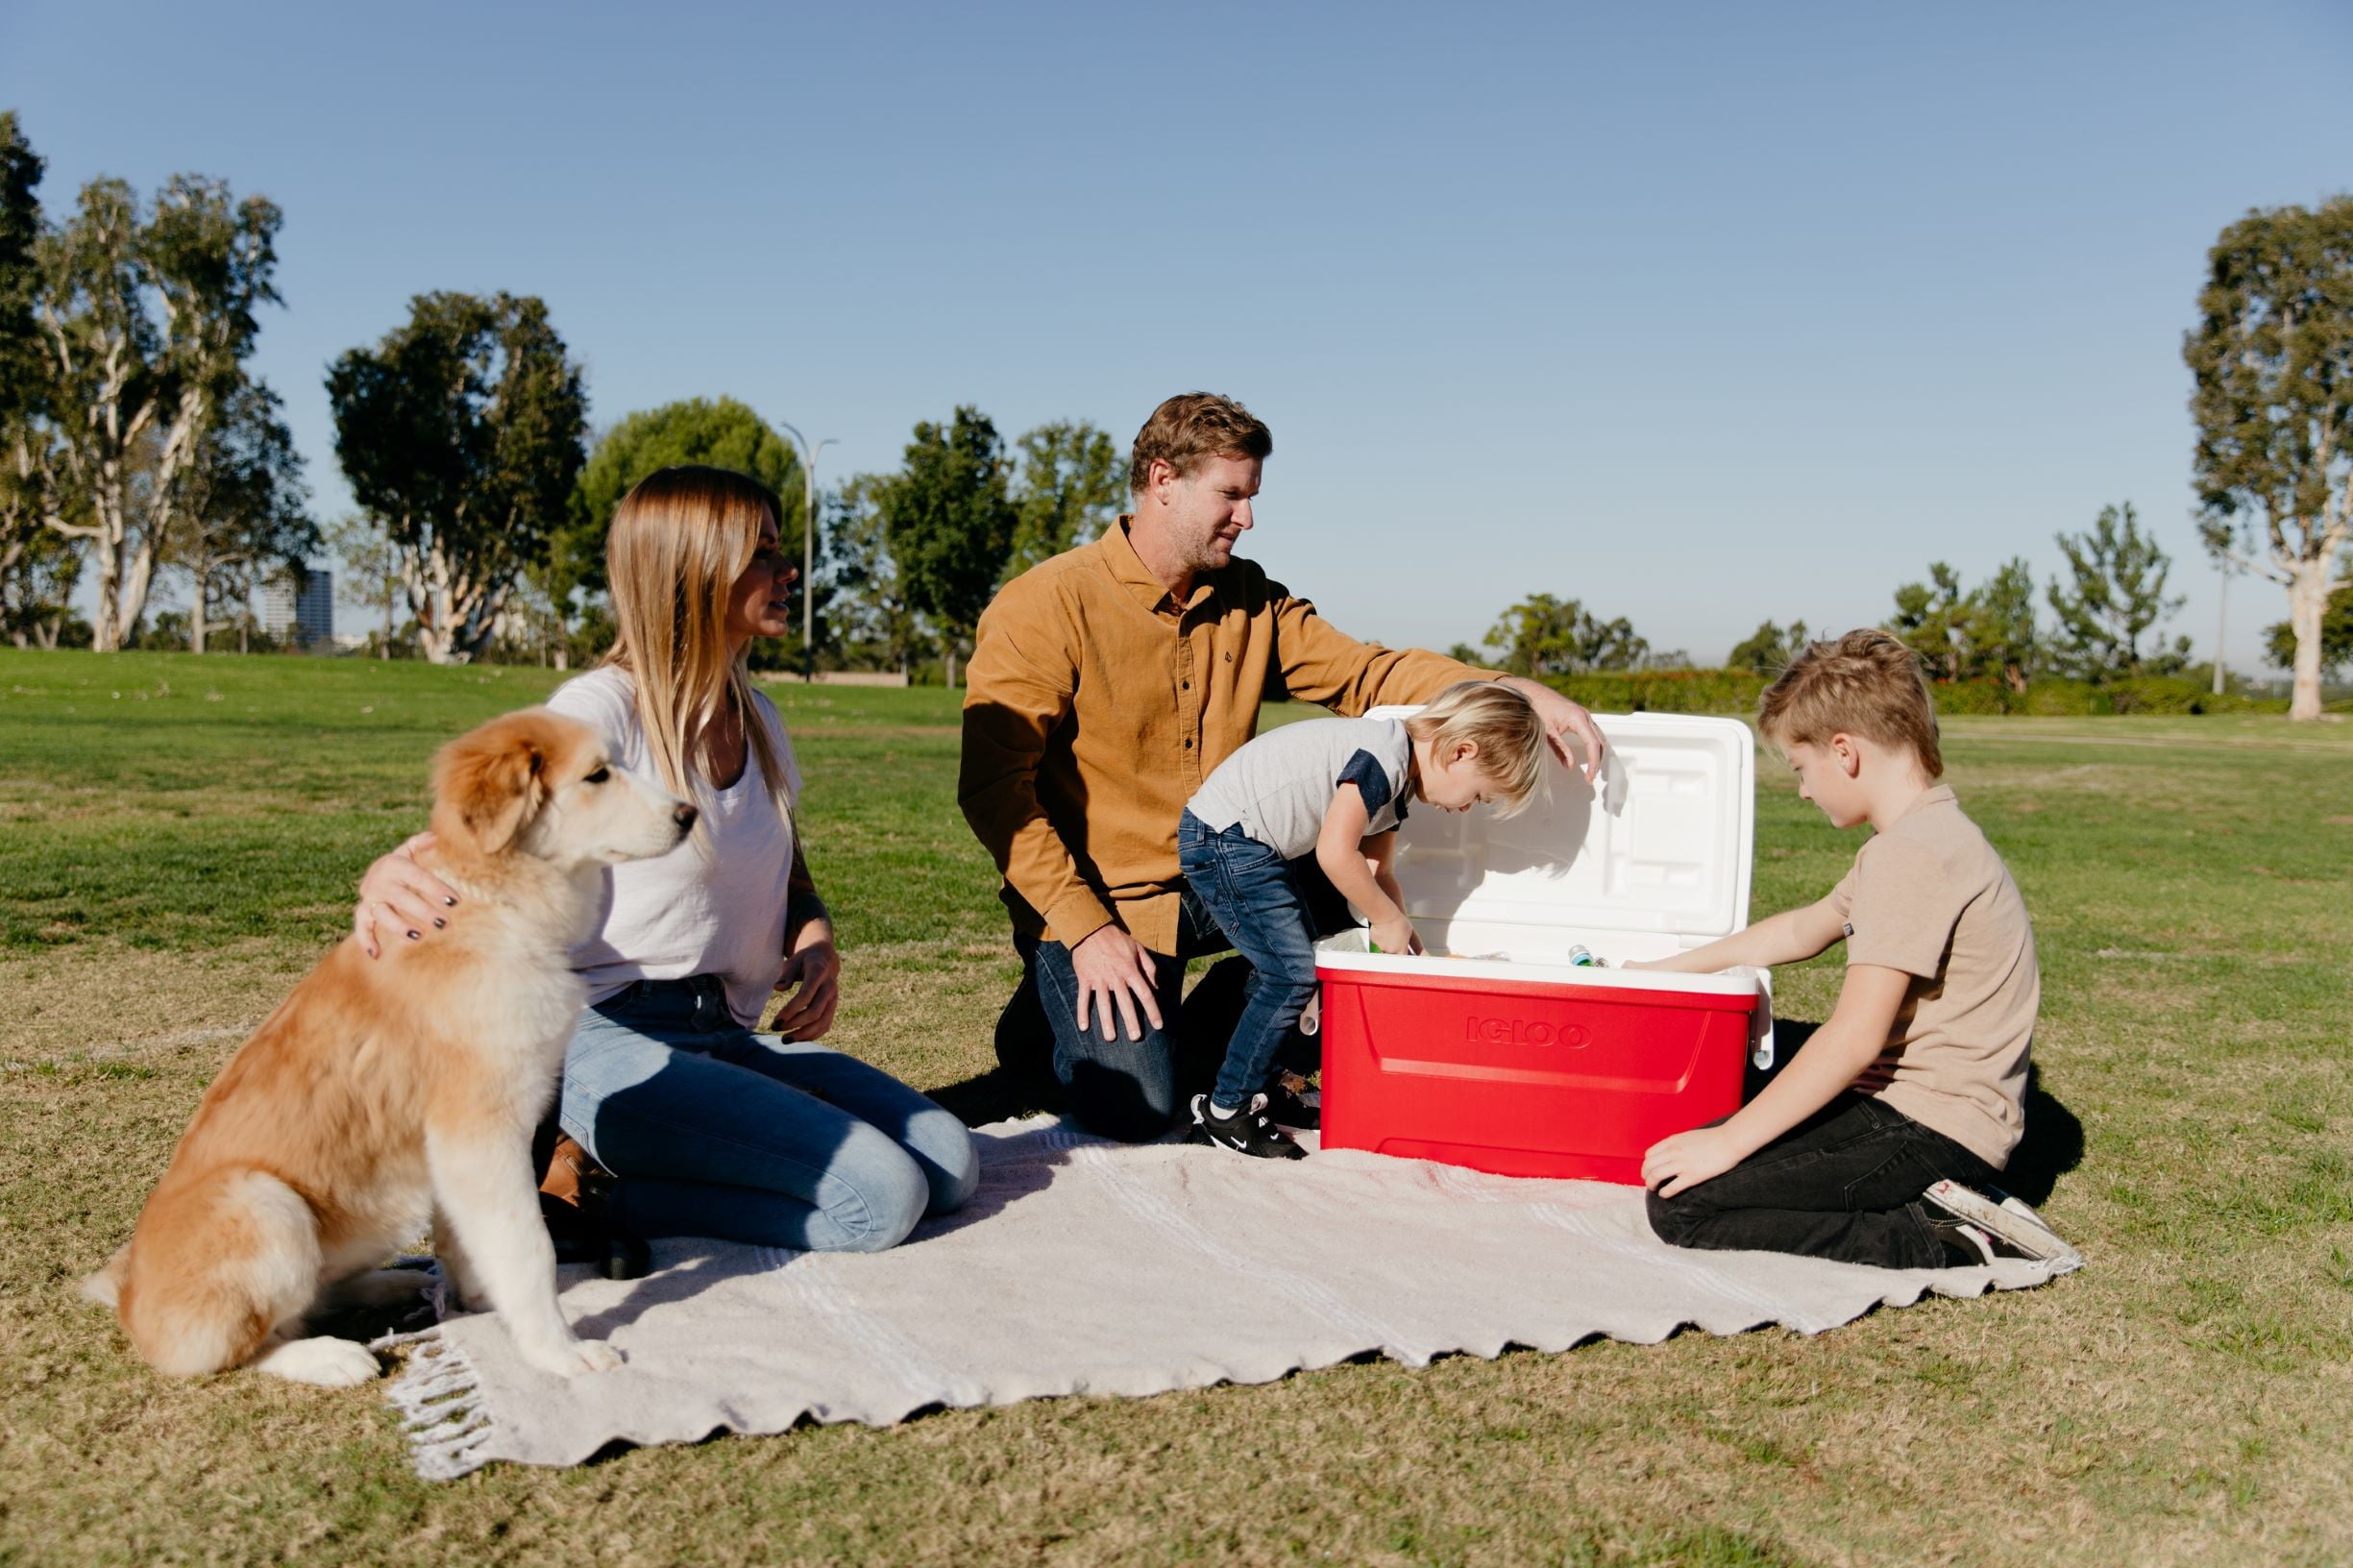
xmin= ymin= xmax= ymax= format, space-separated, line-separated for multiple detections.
xmin=1044 ymin=890 xmax=1115 ymax=949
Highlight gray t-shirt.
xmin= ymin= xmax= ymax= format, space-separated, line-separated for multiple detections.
xmin=1186 ymin=716 xmax=1413 ymax=859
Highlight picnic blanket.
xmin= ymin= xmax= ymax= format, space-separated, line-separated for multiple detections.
xmin=378 ymin=1115 xmax=2071 ymax=1479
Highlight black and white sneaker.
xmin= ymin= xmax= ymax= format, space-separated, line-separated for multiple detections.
xmin=1924 ymin=1180 xmax=2084 ymax=1272
xmin=1189 ymin=1093 xmax=1307 ymax=1160
xmin=1924 ymin=1216 xmax=2013 ymax=1267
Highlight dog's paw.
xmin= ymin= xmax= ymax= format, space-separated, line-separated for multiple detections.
xmin=252 ymin=1335 xmax=382 ymax=1387
xmin=521 ymin=1337 xmax=625 ymax=1378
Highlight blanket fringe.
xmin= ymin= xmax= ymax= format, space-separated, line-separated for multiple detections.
xmin=380 ymin=1331 xmax=499 ymax=1481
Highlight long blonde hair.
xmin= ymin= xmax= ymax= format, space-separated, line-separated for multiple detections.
xmin=601 ymin=465 xmax=793 ymax=827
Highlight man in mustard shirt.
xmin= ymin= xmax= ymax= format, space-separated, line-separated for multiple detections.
xmin=959 ymin=392 xmax=1605 ymax=1141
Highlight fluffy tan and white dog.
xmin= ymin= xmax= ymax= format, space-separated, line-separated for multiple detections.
xmin=84 ymin=707 xmax=694 ymax=1386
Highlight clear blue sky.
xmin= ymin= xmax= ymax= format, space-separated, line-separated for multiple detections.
xmin=6 ymin=1 xmax=2348 ymax=668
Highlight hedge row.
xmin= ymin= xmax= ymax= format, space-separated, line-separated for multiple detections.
xmin=1532 ymin=670 xmax=2286 ymax=717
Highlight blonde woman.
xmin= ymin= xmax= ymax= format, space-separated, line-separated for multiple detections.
xmin=356 ymin=466 xmax=975 ymax=1253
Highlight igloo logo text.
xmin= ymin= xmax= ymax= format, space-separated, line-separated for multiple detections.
xmin=1464 ymin=1015 xmax=1589 ymax=1049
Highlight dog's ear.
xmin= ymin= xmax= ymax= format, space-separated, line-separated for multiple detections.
xmin=432 ymin=713 xmax=553 ymax=856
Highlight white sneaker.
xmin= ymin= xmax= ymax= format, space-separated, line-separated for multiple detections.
xmin=1924 ymin=1181 xmax=2084 ymax=1272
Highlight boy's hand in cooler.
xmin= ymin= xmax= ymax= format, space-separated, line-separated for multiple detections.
xmin=1372 ymin=916 xmax=1424 ymax=956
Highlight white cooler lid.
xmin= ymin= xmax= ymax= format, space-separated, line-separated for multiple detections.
xmin=1366 ymin=706 xmax=1755 ymax=943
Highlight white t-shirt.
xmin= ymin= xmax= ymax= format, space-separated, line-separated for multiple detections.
xmin=547 ymin=667 xmax=804 ymax=1026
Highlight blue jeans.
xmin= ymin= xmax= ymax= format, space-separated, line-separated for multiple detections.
xmin=1016 ymin=881 xmax=1234 ymax=1142
xmin=1177 ymin=811 xmax=1326 ymax=1109
xmin=559 ymin=975 xmax=979 ymax=1253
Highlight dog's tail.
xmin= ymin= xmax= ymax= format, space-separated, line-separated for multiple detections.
xmin=80 ymin=1244 xmax=130 ymax=1310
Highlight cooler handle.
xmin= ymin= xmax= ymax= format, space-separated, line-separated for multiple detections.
xmin=1749 ymin=969 xmax=1777 ymax=1069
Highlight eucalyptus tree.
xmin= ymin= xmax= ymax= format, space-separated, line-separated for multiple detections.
xmin=24 ymin=172 xmax=283 ymax=649
xmin=327 ymin=292 xmax=587 ymax=664
xmin=880 ymin=405 xmax=1017 ymax=686
xmin=168 ymin=379 xmax=315 ymax=653
xmin=2186 ymin=197 xmax=2353 ymax=721
xmin=0 ymin=111 xmax=67 ymax=645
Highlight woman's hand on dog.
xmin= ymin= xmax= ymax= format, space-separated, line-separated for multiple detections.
xmin=353 ymin=832 xmax=459 ymax=959
xmin=771 ymin=919 xmax=841 ymax=1040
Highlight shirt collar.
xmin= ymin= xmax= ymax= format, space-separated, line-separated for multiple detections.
xmin=1098 ymin=517 xmax=1218 ymax=615
xmin=1895 ymin=784 xmax=1958 ymax=823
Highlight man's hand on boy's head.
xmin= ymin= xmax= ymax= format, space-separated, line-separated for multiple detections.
xmin=1642 ymin=1123 xmax=1748 ymax=1199
xmin=1495 ymin=678 xmax=1605 ymax=782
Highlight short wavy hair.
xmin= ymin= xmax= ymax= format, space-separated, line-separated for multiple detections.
xmin=1757 ymin=627 xmax=1944 ymax=779
xmin=1127 ymin=392 xmax=1273 ymax=497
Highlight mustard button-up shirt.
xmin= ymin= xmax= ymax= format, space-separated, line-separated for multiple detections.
xmin=958 ymin=520 xmax=1494 ymax=954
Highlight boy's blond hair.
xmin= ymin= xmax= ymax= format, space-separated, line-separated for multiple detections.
xmin=1757 ymin=627 xmax=1945 ymax=779
xmin=1404 ymin=681 xmax=1552 ymax=816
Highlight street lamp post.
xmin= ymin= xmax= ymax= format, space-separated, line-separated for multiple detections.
xmin=772 ymin=418 xmax=837 ymax=683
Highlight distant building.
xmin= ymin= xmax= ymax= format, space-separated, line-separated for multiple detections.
xmin=259 ymin=569 xmax=333 ymax=649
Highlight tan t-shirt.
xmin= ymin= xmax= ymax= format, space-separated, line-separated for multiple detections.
xmin=1827 ymin=786 xmax=2038 ymax=1167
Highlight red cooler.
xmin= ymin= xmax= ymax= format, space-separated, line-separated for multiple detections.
xmin=1317 ymin=710 xmax=1773 ymax=1185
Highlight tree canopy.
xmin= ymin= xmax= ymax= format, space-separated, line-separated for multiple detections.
xmin=327 ymin=291 xmax=586 ymax=664
xmin=1726 ymin=619 xmax=1810 ymax=675
xmin=1004 ymin=419 xmax=1120 ymax=582
xmin=1893 ymin=558 xmax=2043 ymax=689
xmin=1483 ymin=593 xmax=1648 ymax=676
xmin=550 ymin=396 xmax=804 ymax=607
xmin=2046 ymin=503 xmax=2185 ymax=678
xmin=2186 ymin=196 xmax=2353 ymax=720
xmin=878 ymin=405 xmax=1016 ymax=684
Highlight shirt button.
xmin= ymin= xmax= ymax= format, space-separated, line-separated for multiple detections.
xmin=1184 ymin=738 xmax=1193 ymax=749
xmin=1182 ymin=679 xmax=1190 ymax=690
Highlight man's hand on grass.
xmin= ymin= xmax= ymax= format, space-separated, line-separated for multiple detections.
xmin=1069 ymin=923 xmax=1164 ymax=1042
xmin=352 ymin=832 xmax=456 ymax=959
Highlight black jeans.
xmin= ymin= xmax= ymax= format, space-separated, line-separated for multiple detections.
xmin=994 ymin=866 xmax=1351 ymax=1142
xmin=1646 ymin=1093 xmax=1998 ymax=1270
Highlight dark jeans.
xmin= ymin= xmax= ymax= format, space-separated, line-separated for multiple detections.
xmin=995 ymin=864 xmax=1349 ymax=1142
xmin=1177 ymin=811 xmax=1322 ymax=1108
xmin=1646 ymin=1093 xmax=1998 ymax=1270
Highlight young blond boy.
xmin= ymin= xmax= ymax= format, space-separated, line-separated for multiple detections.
xmin=1632 ymin=630 xmax=2079 ymax=1269
xmin=1178 ymin=681 xmax=1554 ymax=1158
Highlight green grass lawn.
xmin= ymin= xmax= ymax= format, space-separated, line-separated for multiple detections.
xmin=3 ymin=649 xmax=2350 ymax=1566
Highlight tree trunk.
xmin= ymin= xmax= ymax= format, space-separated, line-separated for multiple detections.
xmin=190 ymin=562 xmax=209 ymax=654
xmin=944 ymin=646 xmax=958 ymax=690
xmin=2288 ymin=557 xmax=2330 ymax=722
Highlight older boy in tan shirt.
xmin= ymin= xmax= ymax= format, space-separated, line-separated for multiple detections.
xmin=1633 ymin=629 xmax=2079 ymax=1271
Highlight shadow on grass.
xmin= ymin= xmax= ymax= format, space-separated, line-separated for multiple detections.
xmin=1749 ymin=1019 xmax=2085 ymax=1206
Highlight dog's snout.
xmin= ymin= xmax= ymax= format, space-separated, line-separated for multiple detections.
xmin=673 ymin=802 xmax=699 ymax=834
